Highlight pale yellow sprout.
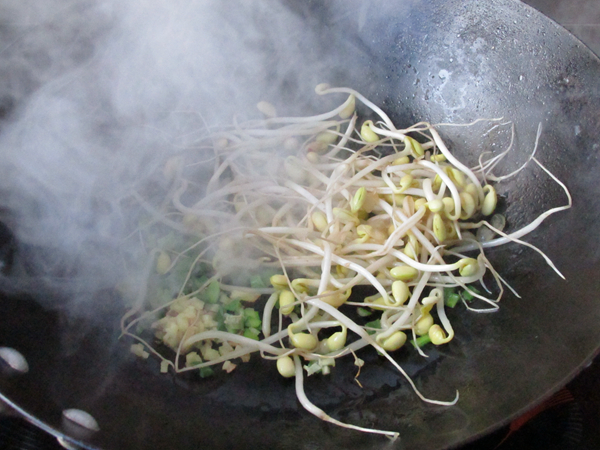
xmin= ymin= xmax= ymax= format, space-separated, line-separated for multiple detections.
xmin=482 ymin=185 xmax=498 ymax=216
xmin=270 ymin=274 xmax=288 ymax=290
xmin=415 ymin=314 xmax=434 ymax=336
xmin=156 ymin=251 xmax=171 ymax=275
xmin=327 ymin=326 xmax=348 ymax=352
xmin=360 ymin=120 xmax=380 ymax=142
xmin=414 ymin=198 xmax=427 ymax=210
xmin=279 ymin=290 xmax=296 ymax=315
xmin=256 ymin=101 xmax=277 ymax=118
xmin=389 ymin=265 xmax=419 ymax=281
xmin=404 ymin=136 xmax=424 ymax=157
xmin=433 ymin=213 xmax=447 ymax=242
xmin=457 ymin=258 xmax=479 ymax=277
xmin=288 ymin=326 xmax=318 ymax=351
xmin=399 ymin=174 xmax=413 ymax=192
xmin=442 ymin=197 xmax=455 ymax=217
xmin=428 ymin=324 xmax=453 ymax=345
xmin=311 ymin=211 xmax=328 ymax=232
xmin=377 ymin=331 xmax=407 ymax=351
xmin=460 ymin=192 xmax=476 ymax=219
xmin=350 ymin=187 xmax=367 ymax=213
xmin=427 ymin=199 xmax=444 ymax=213
xmin=321 ymin=289 xmax=351 ymax=308
xmin=333 ymin=208 xmax=360 ymax=226
xmin=390 ymin=280 xmax=410 ymax=306
xmin=338 ymin=94 xmax=356 ymax=119
xmin=277 ymin=356 xmax=296 ymax=378
xmin=291 ymin=278 xmax=310 ymax=294
xmin=393 ymin=156 xmax=410 ymax=165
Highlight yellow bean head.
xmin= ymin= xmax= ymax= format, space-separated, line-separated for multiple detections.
xmin=390 ymin=280 xmax=410 ymax=306
xmin=415 ymin=313 xmax=434 ymax=336
xmin=428 ymin=324 xmax=453 ymax=345
xmin=390 ymin=265 xmax=419 ymax=281
xmin=360 ymin=120 xmax=380 ymax=142
xmin=276 ymin=356 xmax=296 ymax=378
xmin=482 ymin=185 xmax=497 ymax=216
xmin=350 ymin=187 xmax=367 ymax=213
xmin=377 ymin=331 xmax=407 ymax=351
xmin=279 ymin=290 xmax=296 ymax=315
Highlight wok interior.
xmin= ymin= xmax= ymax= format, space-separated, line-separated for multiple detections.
xmin=0 ymin=1 xmax=599 ymax=449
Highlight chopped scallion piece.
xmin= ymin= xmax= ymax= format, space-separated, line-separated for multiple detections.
xmin=412 ymin=334 xmax=432 ymax=348
xmin=250 ymin=274 xmax=266 ymax=289
xmin=243 ymin=328 xmax=260 ymax=341
xmin=205 ymin=280 xmax=220 ymax=304
xmin=357 ymin=307 xmax=373 ymax=317
xmin=225 ymin=299 xmax=242 ymax=312
xmin=199 ymin=367 xmax=215 ymax=378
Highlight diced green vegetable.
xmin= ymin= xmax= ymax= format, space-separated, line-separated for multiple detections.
xmin=204 ymin=280 xmax=221 ymax=304
xmin=215 ymin=306 xmax=227 ymax=332
xmin=357 ymin=307 xmax=373 ymax=317
xmin=224 ymin=313 xmax=244 ymax=332
xmin=243 ymin=308 xmax=260 ymax=319
xmin=192 ymin=275 xmax=209 ymax=291
xmin=225 ymin=299 xmax=242 ymax=313
xmin=199 ymin=367 xmax=215 ymax=378
xmin=461 ymin=286 xmax=481 ymax=302
xmin=411 ymin=334 xmax=432 ymax=348
xmin=445 ymin=291 xmax=461 ymax=308
xmin=250 ymin=274 xmax=266 ymax=289
xmin=364 ymin=319 xmax=381 ymax=335
xmin=243 ymin=328 xmax=260 ymax=341
xmin=245 ymin=316 xmax=262 ymax=329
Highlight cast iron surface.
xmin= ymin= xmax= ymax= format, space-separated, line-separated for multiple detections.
xmin=0 ymin=0 xmax=599 ymax=449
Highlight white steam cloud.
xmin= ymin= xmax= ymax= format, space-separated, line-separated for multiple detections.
xmin=0 ymin=0 xmax=347 ymax=309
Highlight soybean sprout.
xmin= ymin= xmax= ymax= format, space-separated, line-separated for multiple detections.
xmin=120 ymin=85 xmax=571 ymax=439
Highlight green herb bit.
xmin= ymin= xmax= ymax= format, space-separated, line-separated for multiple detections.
xmin=357 ymin=307 xmax=373 ymax=317
xmin=199 ymin=367 xmax=215 ymax=378
xmin=250 ymin=274 xmax=266 ymax=289
xmin=225 ymin=299 xmax=242 ymax=313
xmin=364 ymin=319 xmax=381 ymax=335
xmin=444 ymin=291 xmax=461 ymax=308
xmin=192 ymin=275 xmax=209 ymax=291
xmin=245 ymin=316 xmax=262 ymax=329
xmin=243 ymin=328 xmax=260 ymax=341
xmin=215 ymin=306 xmax=227 ymax=332
xmin=224 ymin=313 xmax=244 ymax=332
xmin=411 ymin=334 xmax=432 ymax=348
xmin=204 ymin=280 xmax=220 ymax=304
xmin=461 ymin=286 xmax=481 ymax=302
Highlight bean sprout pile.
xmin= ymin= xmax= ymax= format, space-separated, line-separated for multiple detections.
xmin=121 ymin=85 xmax=571 ymax=439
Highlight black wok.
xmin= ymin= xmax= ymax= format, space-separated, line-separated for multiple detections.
xmin=0 ymin=1 xmax=599 ymax=449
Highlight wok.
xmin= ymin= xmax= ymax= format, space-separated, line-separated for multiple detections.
xmin=0 ymin=0 xmax=599 ymax=449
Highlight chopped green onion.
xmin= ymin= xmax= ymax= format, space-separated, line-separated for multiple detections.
xmin=199 ymin=367 xmax=215 ymax=378
xmin=192 ymin=275 xmax=209 ymax=291
xmin=243 ymin=308 xmax=260 ymax=319
xmin=245 ymin=316 xmax=262 ymax=329
xmin=224 ymin=313 xmax=244 ymax=332
xmin=364 ymin=319 xmax=381 ymax=335
xmin=243 ymin=328 xmax=260 ymax=341
xmin=225 ymin=299 xmax=242 ymax=313
xmin=204 ymin=280 xmax=220 ymax=304
xmin=461 ymin=286 xmax=481 ymax=302
xmin=250 ymin=274 xmax=266 ymax=289
xmin=215 ymin=306 xmax=227 ymax=332
xmin=445 ymin=292 xmax=461 ymax=308
xmin=357 ymin=307 xmax=373 ymax=317
xmin=411 ymin=334 xmax=432 ymax=348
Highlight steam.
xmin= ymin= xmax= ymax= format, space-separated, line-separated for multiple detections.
xmin=0 ymin=0 xmax=345 ymax=311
